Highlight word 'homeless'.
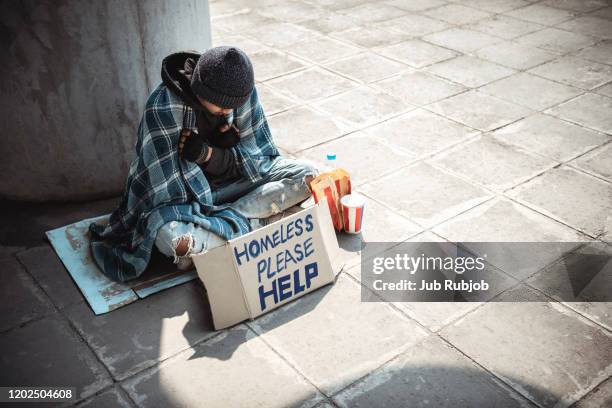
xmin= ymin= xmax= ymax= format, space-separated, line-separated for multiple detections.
xmin=233 ymin=214 xmax=319 ymax=311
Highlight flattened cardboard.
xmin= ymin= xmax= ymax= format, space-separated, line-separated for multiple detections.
xmin=46 ymin=215 xmax=197 ymax=314
xmin=193 ymin=201 xmax=343 ymax=330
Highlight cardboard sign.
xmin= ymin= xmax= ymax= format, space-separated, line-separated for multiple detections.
xmin=192 ymin=200 xmax=343 ymax=330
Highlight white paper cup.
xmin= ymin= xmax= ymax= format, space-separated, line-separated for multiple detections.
xmin=340 ymin=193 xmax=366 ymax=234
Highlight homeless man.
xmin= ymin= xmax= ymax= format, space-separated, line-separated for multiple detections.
xmin=89 ymin=46 xmax=319 ymax=282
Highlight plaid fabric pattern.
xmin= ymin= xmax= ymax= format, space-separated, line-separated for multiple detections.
xmin=89 ymin=83 xmax=280 ymax=282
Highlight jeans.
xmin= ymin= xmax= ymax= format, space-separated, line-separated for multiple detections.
xmin=154 ymin=156 xmax=319 ymax=267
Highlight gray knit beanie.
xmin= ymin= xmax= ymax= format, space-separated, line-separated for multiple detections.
xmin=190 ymin=46 xmax=255 ymax=109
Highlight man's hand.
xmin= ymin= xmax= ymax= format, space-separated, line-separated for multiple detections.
xmin=209 ymin=123 xmax=240 ymax=148
xmin=179 ymin=130 xmax=212 ymax=164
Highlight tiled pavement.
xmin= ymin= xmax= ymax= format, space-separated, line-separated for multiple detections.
xmin=1 ymin=0 xmax=612 ymax=407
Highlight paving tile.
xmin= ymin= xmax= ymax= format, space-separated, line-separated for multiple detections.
xmin=209 ymin=0 xmax=249 ymax=19
xmin=516 ymin=27 xmax=597 ymax=53
xmin=365 ymin=108 xmax=479 ymax=158
xmin=0 ymin=197 xmax=120 ymax=248
xmin=374 ymin=14 xmax=449 ymax=37
xmin=527 ymin=242 xmax=612 ymax=331
xmin=255 ymin=82 xmax=298 ymax=115
xmin=65 ymin=282 xmax=216 ymax=380
xmin=268 ymin=106 xmax=352 ymax=153
xmin=361 ymin=162 xmax=492 ymax=228
xmin=542 ymin=0 xmax=608 ymax=13
xmin=245 ymin=22 xmax=323 ymax=48
xmin=595 ymin=83 xmax=612 ymax=97
xmin=399 ymin=301 xmax=482 ymax=333
xmin=212 ymin=11 xmax=277 ymax=33
xmin=588 ymin=6 xmax=612 ymax=20
xmin=424 ymin=56 xmax=516 ymax=88
xmin=424 ymin=28 xmax=502 ymax=53
xmin=431 ymin=136 xmax=557 ymax=191
xmin=77 ymin=386 xmax=132 ymax=408
xmin=258 ymin=1 xmax=327 ymax=23
xmin=372 ymin=71 xmax=467 ymax=106
xmin=212 ymin=34 xmax=269 ymax=55
xmin=384 ymin=0 xmax=447 ymax=12
xmin=467 ymin=15 xmax=544 ymax=40
xmin=322 ymin=195 xmax=423 ymax=270
xmin=452 ymin=0 xmax=530 ymax=13
xmin=356 ymin=193 xmax=423 ymax=243
xmin=427 ymin=90 xmax=533 ymax=132
xmin=529 ymin=56 xmax=612 ymax=90
xmin=424 ymin=4 xmax=492 ymax=25
xmin=375 ymin=39 xmax=458 ymax=69
xmin=476 ymin=40 xmax=557 ymax=70
xmin=365 ymin=255 xmax=517 ymax=332
xmin=250 ymin=49 xmax=308 ymax=81
xmin=323 ymin=52 xmax=410 ymax=84
xmin=440 ymin=285 xmax=612 ymax=408
xmin=16 ymin=245 xmax=84 ymax=310
xmin=574 ymin=40 xmax=612 ymax=66
xmin=309 ymin=0 xmax=371 ymax=11
xmin=344 ymin=230 xmax=445 ymax=283
xmin=575 ymin=377 xmax=612 ymax=408
xmin=480 ymin=72 xmax=582 ymax=110
xmin=0 ymin=244 xmax=24 ymax=258
xmin=557 ymin=16 xmax=612 ymax=39
xmin=0 ymin=255 xmax=52 ymax=332
xmin=313 ymin=85 xmax=412 ymax=128
xmin=329 ymin=25 xmax=410 ymax=49
xmin=337 ymin=2 xmax=407 ymax=23
xmin=509 ymin=166 xmax=612 ymax=237
xmin=0 ymin=315 xmax=111 ymax=399
xmin=283 ymin=36 xmax=362 ymax=64
xmin=546 ymin=93 xmax=612 ymax=134
xmin=405 ymin=231 xmax=447 ymax=243
xmin=334 ymin=232 xmax=365 ymax=269
xmin=571 ymin=143 xmax=612 ymax=181
xmin=333 ymin=336 xmax=533 ymax=408
xmin=492 ymin=113 xmax=609 ymax=162
xmin=504 ymin=3 xmax=577 ymax=25
xmin=313 ymin=402 xmax=335 ymax=408
xmin=299 ymin=131 xmax=415 ymax=186
xmin=297 ymin=12 xmax=358 ymax=34
xmin=123 ymin=325 xmax=323 ymax=408
xmin=249 ymin=274 xmax=429 ymax=395
xmin=433 ymin=198 xmax=584 ymax=280
xmin=266 ymin=66 xmax=356 ymax=103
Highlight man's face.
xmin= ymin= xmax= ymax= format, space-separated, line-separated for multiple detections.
xmin=197 ymin=96 xmax=232 ymax=116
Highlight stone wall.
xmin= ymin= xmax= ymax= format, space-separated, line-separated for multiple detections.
xmin=0 ymin=0 xmax=212 ymax=201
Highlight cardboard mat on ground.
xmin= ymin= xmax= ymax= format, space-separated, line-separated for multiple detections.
xmin=193 ymin=200 xmax=344 ymax=329
xmin=46 ymin=215 xmax=199 ymax=314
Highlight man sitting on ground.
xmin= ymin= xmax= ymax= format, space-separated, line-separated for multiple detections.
xmin=89 ymin=46 xmax=318 ymax=281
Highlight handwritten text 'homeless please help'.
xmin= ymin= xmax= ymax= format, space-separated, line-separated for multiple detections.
xmin=233 ymin=214 xmax=320 ymax=312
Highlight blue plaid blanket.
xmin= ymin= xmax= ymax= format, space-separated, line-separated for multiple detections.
xmin=89 ymin=83 xmax=280 ymax=282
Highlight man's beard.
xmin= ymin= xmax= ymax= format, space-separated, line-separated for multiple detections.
xmin=198 ymin=109 xmax=240 ymax=148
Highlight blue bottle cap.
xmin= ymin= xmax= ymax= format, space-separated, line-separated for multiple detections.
xmin=326 ymin=153 xmax=337 ymax=160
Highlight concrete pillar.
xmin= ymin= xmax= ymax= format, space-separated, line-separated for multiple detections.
xmin=0 ymin=0 xmax=212 ymax=202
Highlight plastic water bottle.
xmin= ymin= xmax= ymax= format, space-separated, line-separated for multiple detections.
xmin=325 ymin=152 xmax=336 ymax=171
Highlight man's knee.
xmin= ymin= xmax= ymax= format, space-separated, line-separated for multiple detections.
xmin=264 ymin=157 xmax=319 ymax=184
xmin=154 ymin=221 xmax=196 ymax=260
xmin=174 ymin=235 xmax=192 ymax=257
xmin=287 ymin=158 xmax=320 ymax=180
